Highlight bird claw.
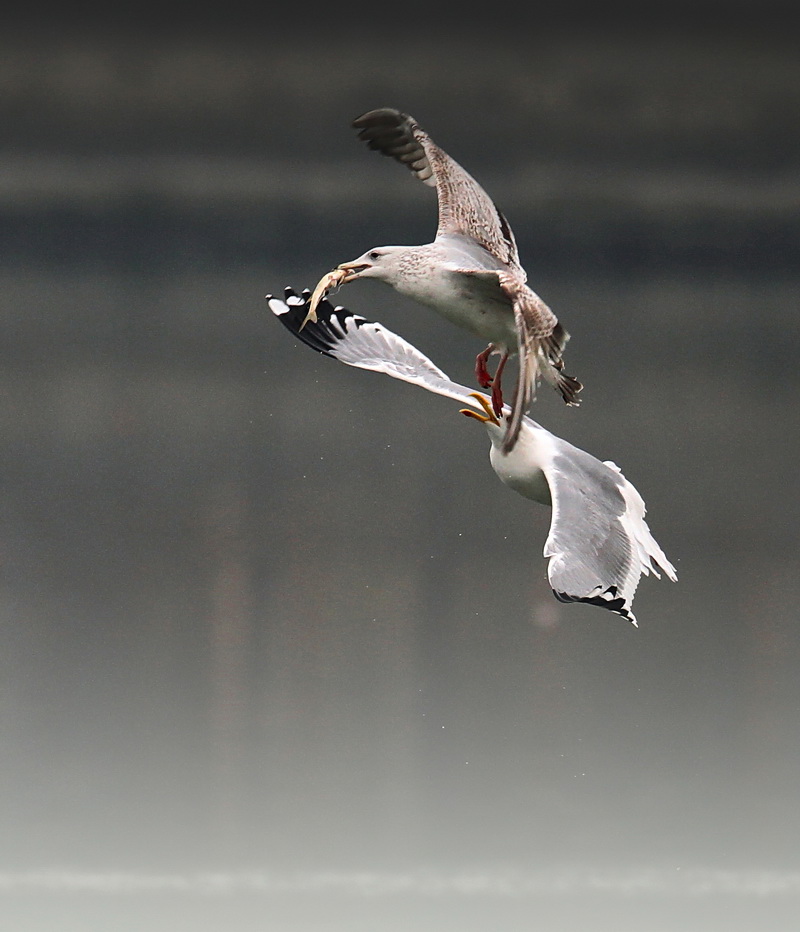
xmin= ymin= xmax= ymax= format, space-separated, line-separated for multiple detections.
xmin=474 ymin=346 xmax=494 ymax=388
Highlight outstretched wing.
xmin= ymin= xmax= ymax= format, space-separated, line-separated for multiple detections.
xmin=268 ymin=287 xmax=491 ymax=414
xmin=352 ymin=108 xmax=521 ymax=271
xmin=539 ymin=437 xmax=678 ymax=625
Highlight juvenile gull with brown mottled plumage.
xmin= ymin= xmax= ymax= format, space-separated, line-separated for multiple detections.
xmin=303 ymin=107 xmax=582 ymax=453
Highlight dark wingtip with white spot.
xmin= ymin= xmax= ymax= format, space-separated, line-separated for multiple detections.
xmin=269 ymin=286 xmax=370 ymax=358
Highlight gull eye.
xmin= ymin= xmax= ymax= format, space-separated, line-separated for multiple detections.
xmin=368 ymin=250 xmax=380 ymax=260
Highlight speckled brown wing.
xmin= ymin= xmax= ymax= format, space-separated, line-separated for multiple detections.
xmin=499 ymin=272 xmax=559 ymax=453
xmin=352 ymin=108 xmax=522 ymax=272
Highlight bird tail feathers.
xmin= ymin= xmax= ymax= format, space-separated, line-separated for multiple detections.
xmin=539 ymin=325 xmax=582 ymax=406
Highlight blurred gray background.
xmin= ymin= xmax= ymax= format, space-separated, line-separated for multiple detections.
xmin=0 ymin=7 xmax=798 ymax=931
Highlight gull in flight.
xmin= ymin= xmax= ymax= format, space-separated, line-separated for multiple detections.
xmin=303 ymin=107 xmax=582 ymax=454
xmin=271 ymin=288 xmax=676 ymax=626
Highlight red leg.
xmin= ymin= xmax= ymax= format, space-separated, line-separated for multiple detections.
xmin=490 ymin=352 xmax=509 ymax=416
xmin=474 ymin=345 xmax=494 ymax=388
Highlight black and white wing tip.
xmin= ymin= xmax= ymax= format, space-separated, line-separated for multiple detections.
xmin=267 ymin=287 xmax=365 ymax=357
xmin=553 ymin=585 xmax=639 ymax=627
xmin=268 ymin=287 xmax=480 ymax=408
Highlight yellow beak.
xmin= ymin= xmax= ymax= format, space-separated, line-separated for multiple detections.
xmin=335 ymin=261 xmax=370 ymax=279
xmin=459 ymin=392 xmax=501 ymax=426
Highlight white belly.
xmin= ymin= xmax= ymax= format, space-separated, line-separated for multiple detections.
xmin=395 ymin=268 xmax=517 ymax=346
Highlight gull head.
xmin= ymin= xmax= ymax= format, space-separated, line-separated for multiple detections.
xmin=460 ymin=393 xmax=551 ymax=504
xmin=336 ymin=246 xmax=414 ymax=285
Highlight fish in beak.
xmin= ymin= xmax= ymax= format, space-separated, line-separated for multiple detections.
xmin=300 ymin=260 xmax=372 ymax=330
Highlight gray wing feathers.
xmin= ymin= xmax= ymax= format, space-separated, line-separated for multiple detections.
xmin=329 ymin=317 xmax=480 ymax=406
xmin=607 ymin=460 xmax=679 ymax=584
xmin=543 ymin=442 xmax=672 ymax=624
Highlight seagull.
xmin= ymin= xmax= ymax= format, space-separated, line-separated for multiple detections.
xmin=270 ymin=287 xmax=676 ymax=626
xmin=302 ymin=107 xmax=582 ymax=454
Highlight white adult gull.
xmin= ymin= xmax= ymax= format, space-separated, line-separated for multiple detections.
xmin=302 ymin=107 xmax=582 ymax=454
xmin=271 ymin=288 xmax=676 ymax=626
